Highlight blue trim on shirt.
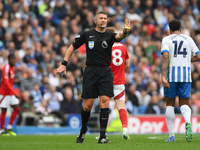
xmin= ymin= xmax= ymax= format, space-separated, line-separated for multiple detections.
xmin=183 ymin=67 xmax=186 ymax=82
xmin=188 ymin=67 xmax=190 ymax=82
xmin=195 ymin=51 xmax=200 ymax=55
xmin=177 ymin=66 xmax=181 ymax=82
xmin=172 ymin=66 xmax=175 ymax=82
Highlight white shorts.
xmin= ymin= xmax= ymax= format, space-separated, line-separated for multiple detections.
xmin=111 ymin=84 xmax=125 ymax=101
xmin=0 ymin=95 xmax=19 ymax=108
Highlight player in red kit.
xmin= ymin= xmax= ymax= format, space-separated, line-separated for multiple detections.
xmin=0 ymin=53 xmax=20 ymax=136
xmin=108 ymin=28 xmax=130 ymax=140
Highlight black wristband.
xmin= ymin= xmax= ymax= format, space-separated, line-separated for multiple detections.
xmin=123 ymin=30 xmax=127 ymax=35
xmin=61 ymin=60 xmax=68 ymax=66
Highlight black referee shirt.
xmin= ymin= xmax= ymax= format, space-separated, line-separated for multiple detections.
xmin=73 ymin=29 xmax=118 ymax=66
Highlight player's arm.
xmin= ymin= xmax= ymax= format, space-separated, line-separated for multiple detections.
xmin=190 ymin=37 xmax=200 ymax=62
xmin=115 ymin=19 xmax=131 ymax=41
xmin=2 ymin=67 xmax=17 ymax=96
xmin=4 ymin=79 xmax=16 ymax=95
xmin=191 ymin=53 xmax=200 ymax=62
xmin=161 ymin=52 xmax=170 ymax=88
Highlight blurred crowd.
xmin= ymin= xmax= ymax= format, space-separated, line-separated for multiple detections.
xmin=1 ymin=0 xmax=200 ymax=126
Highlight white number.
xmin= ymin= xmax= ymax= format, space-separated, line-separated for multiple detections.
xmin=112 ymin=49 xmax=123 ymax=66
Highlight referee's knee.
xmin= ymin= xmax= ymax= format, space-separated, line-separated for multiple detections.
xmin=83 ymin=104 xmax=93 ymax=111
xmin=99 ymin=97 xmax=110 ymax=108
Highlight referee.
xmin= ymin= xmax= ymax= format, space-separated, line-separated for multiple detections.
xmin=57 ymin=11 xmax=131 ymax=144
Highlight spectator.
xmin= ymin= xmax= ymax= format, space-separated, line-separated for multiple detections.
xmin=19 ymin=91 xmax=35 ymax=113
xmin=60 ymin=86 xmax=81 ymax=114
xmin=43 ymin=85 xmax=63 ymax=113
xmin=30 ymin=83 xmax=43 ymax=108
xmin=137 ymin=86 xmax=151 ymax=106
xmin=40 ymin=73 xmax=50 ymax=96
xmin=20 ymin=68 xmax=40 ymax=92
xmin=145 ymin=96 xmax=163 ymax=114
xmin=127 ymin=84 xmax=139 ymax=107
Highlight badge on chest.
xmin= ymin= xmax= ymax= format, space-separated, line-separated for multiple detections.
xmin=102 ymin=41 xmax=108 ymax=48
xmin=88 ymin=41 xmax=94 ymax=49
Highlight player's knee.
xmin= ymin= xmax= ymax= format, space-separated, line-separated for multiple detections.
xmin=117 ymin=105 xmax=125 ymax=110
xmin=166 ymin=97 xmax=175 ymax=106
xmin=179 ymin=98 xmax=189 ymax=106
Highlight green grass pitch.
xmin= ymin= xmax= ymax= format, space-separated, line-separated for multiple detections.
xmin=0 ymin=134 xmax=199 ymax=150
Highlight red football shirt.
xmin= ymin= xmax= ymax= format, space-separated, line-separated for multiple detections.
xmin=110 ymin=42 xmax=129 ymax=85
xmin=0 ymin=64 xmax=16 ymax=95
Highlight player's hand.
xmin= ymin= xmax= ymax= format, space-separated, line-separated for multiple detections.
xmin=123 ymin=19 xmax=131 ymax=34
xmin=162 ymin=77 xmax=170 ymax=88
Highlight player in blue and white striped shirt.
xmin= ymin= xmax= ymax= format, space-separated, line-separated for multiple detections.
xmin=161 ymin=19 xmax=200 ymax=142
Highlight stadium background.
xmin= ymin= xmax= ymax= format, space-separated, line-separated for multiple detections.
xmin=0 ymin=0 xmax=200 ymax=135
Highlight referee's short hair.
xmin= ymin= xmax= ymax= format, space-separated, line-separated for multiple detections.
xmin=95 ymin=11 xmax=107 ymax=19
xmin=8 ymin=53 xmax=15 ymax=59
xmin=169 ymin=19 xmax=181 ymax=32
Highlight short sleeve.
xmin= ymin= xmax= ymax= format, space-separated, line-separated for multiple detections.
xmin=73 ymin=32 xmax=86 ymax=49
xmin=112 ymin=33 xmax=118 ymax=42
xmin=2 ymin=65 xmax=8 ymax=79
xmin=161 ymin=37 xmax=169 ymax=54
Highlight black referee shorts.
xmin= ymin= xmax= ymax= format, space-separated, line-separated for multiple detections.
xmin=81 ymin=66 xmax=114 ymax=99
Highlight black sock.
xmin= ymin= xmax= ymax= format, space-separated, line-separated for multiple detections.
xmin=81 ymin=109 xmax=90 ymax=131
xmin=99 ymin=108 xmax=109 ymax=139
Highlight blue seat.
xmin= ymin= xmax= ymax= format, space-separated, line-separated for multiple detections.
xmin=131 ymin=105 xmax=138 ymax=114
xmin=138 ymin=106 xmax=147 ymax=114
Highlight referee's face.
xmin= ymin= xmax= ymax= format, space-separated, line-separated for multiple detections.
xmin=95 ymin=14 xmax=107 ymax=29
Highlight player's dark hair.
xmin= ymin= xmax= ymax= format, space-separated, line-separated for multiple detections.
xmin=169 ymin=20 xmax=181 ymax=32
xmin=95 ymin=11 xmax=107 ymax=19
xmin=8 ymin=53 xmax=15 ymax=59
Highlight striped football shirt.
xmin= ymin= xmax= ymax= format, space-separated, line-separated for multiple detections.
xmin=161 ymin=34 xmax=200 ymax=82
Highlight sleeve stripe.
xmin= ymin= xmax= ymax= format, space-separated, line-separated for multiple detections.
xmin=195 ymin=51 xmax=200 ymax=55
xmin=5 ymin=64 xmax=9 ymax=79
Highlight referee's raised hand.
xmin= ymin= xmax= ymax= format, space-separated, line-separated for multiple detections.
xmin=123 ymin=19 xmax=131 ymax=34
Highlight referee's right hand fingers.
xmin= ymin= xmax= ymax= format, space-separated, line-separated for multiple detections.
xmin=56 ymin=66 xmax=65 ymax=75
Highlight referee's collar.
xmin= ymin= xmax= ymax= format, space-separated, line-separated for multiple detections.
xmin=95 ymin=28 xmax=105 ymax=33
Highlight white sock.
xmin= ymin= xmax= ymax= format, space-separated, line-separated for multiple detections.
xmin=123 ymin=128 xmax=128 ymax=132
xmin=7 ymin=124 xmax=12 ymax=130
xmin=166 ymin=106 xmax=175 ymax=137
xmin=180 ymin=105 xmax=191 ymax=123
xmin=0 ymin=129 xmax=5 ymax=133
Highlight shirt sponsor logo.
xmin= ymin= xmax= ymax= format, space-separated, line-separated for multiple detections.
xmin=89 ymin=41 xmax=94 ymax=49
xmin=89 ymin=36 xmax=95 ymax=38
xmin=102 ymin=41 xmax=108 ymax=48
